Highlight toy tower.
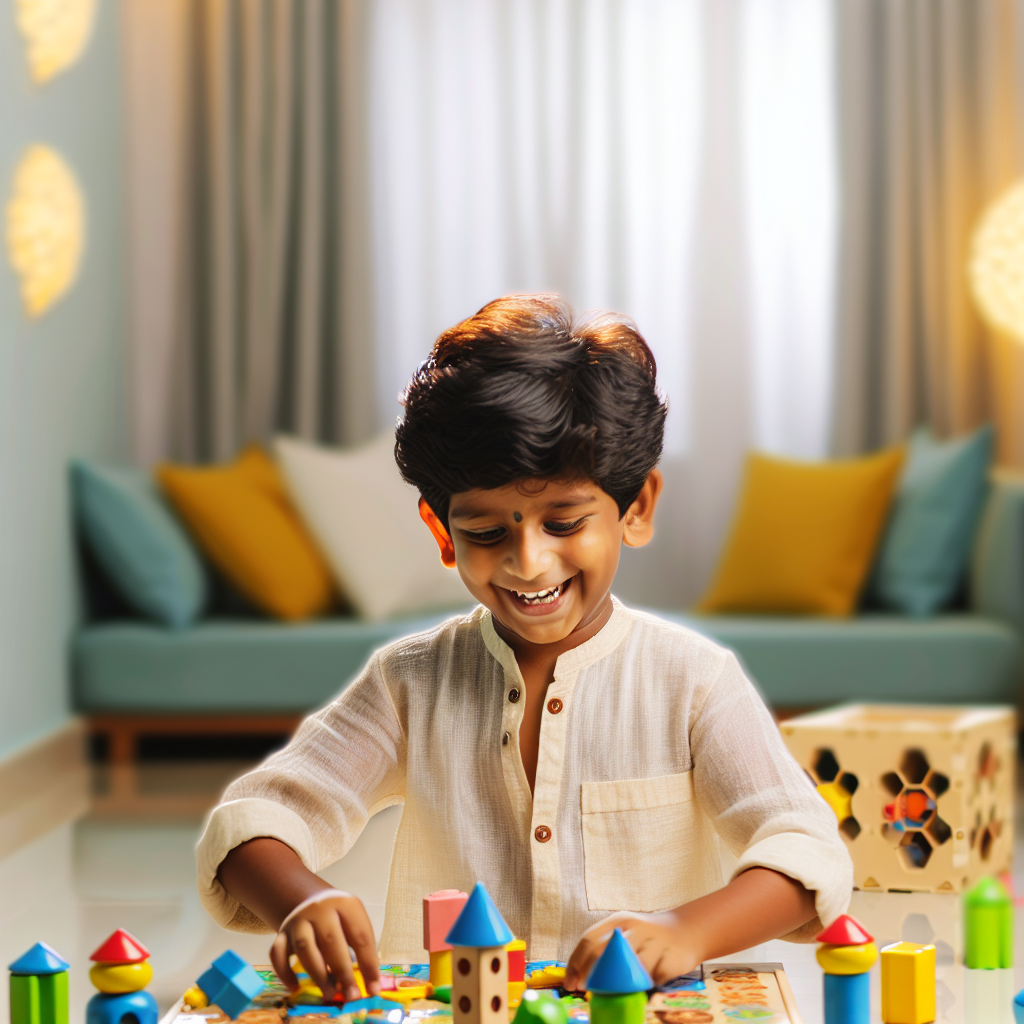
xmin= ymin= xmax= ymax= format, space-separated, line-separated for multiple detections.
xmin=446 ymin=882 xmax=514 ymax=1024
xmin=816 ymin=915 xmax=878 ymax=1024
xmin=424 ymin=889 xmax=469 ymax=987
xmin=585 ymin=928 xmax=652 ymax=1024
xmin=86 ymin=930 xmax=157 ymax=1024
xmin=9 ymin=942 xmax=69 ymax=1024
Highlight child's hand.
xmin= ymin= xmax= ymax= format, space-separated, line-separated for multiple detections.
xmin=269 ymin=889 xmax=381 ymax=1003
xmin=563 ymin=912 xmax=702 ymax=992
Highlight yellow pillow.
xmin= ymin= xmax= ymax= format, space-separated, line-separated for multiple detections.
xmin=698 ymin=447 xmax=905 ymax=616
xmin=158 ymin=448 xmax=334 ymax=621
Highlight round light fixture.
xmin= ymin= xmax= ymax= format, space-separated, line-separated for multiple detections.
xmin=5 ymin=144 xmax=85 ymax=318
xmin=970 ymin=178 xmax=1024 ymax=343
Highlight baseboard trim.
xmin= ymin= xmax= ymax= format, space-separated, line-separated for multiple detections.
xmin=0 ymin=719 xmax=91 ymax=859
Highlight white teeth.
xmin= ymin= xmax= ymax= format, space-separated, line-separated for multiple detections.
xmin=513 ymin=581 xmax=567 ymax=605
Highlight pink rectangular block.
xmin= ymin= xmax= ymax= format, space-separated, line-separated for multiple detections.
xmin=423 ymin=889 xmax=469 ymax=952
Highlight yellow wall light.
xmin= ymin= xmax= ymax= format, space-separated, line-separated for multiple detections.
xmin=970 ymin=178 xmax=1024 ymax=343
xmin=16 ymin=0 xmax=98 ymax=85
xmin=5 ymin=145 xmax=86 ymax=318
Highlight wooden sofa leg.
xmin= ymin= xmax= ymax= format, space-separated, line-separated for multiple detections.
xmin=106 ymin=724 xmax=136 ymax=764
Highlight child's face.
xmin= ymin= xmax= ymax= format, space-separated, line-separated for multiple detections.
xmin=422 ymin=474 xmax=661 ymax=646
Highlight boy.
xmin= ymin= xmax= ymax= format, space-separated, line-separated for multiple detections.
xmin=198 ymin=294 xmax=852 ymax=1004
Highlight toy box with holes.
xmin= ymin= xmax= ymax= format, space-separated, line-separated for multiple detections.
xmin=781 ymin=703 xmax=1016 ymax=893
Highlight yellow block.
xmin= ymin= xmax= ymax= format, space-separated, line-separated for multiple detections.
xmin=389 ymin=982 xmax=430 ymax=1004
xmin=816 ymin=781 xmax=853 ymax=823
xmin=508 ymin=981 xmax=526 ymax=1007
xmin=182 ymin=986 xmax=208 ymax=1009
xmin=89 ymin=961 xmax=153 ymax=994
xmin=881 ymin=942 xmax=935 ymax=1024
xmin=815 ymin=942 xmax=878 ymax=975
xmin=527 ymin=966 xmax=566 ymax=989
xmin=429 ymin=949 xmax=452 ymax=987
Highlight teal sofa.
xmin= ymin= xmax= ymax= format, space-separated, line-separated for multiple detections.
xmin=73 ymin=478 xmax=1024 ymax=716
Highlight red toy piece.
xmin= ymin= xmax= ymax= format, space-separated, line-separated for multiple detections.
xmin=815 ymin=915 xmax=874 ymax=947
xmin=423 ymin=890 xmax=469 ymax=952
xmin=90 ymin=930 xmax=151 ymax=964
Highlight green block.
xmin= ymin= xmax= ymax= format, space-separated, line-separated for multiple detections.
xmin=512 ymin=991 xmax=568 ymax=1024
xmin=590 ymin=992 xmax=648 ymax=1024
xmin=965 ymin=876 xmax=1014 ymax=969
xmin=10 ymin=972 xmax=68 ymax=1024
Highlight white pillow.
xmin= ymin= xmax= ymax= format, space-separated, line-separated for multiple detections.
xmin=274 ymin=432 xmax=472 ymax=621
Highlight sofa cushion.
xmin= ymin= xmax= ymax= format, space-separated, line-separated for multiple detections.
xmin=73 ymin=610 xmax=463 ymax=713
xmin=72 ymin=461 xmax=208 ymax=628
xmin=667 ymin=612 xmax=1022 ymax=707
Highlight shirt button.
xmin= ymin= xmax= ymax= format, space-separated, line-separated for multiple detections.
xmin=502 ymin=731 xmax=510 ymax=746
xmin=534 ymin=825 xmax=552 ymax=843
xmin=508 ymin=688 xmax=521 ymax=703
xmin=547 ymin=698 xmax=563 ymax=714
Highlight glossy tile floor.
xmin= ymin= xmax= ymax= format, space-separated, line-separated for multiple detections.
xmin=1 ymin=760 xmax=1022 ymax=1024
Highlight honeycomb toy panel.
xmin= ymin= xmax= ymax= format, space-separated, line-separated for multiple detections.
xmin=781 ymin=704 xmax=1016 ymax=893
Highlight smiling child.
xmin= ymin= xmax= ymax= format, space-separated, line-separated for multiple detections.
xmin=197 ymin=294 xmax=852 ymax=1003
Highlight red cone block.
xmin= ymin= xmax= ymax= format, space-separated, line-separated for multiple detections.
xmin=815 ymin=915 xmax=874 ymax=947
xmin=90 ymin=929 xmax=151 ymax=964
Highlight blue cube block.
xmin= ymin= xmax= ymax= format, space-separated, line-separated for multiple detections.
xmin=196 ymin=951 xmax=264 ymax=1019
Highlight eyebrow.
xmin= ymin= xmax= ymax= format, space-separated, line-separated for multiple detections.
xmin=448 ymin=493 xmax=599 ymax=520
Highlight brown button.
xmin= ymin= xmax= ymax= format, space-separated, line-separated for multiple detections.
xmin=502 ymin=731 xmax=510 ymax=746
xmin=547 ymin=698 xmax=563 ymax=714
xmin=534 ymin=825 xmax=552 ymax=843
xmin=508 ymin=688 xmax=521 ymax=703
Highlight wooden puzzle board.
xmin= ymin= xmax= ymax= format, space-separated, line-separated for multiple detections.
xmin=161 ymin=962 xmax=801 ymax=1024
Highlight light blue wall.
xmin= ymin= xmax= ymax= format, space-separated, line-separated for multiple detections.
xmin=0 ymin=1 xmax=127 ymax=759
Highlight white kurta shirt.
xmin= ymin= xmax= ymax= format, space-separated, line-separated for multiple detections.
xmin=197 ymin=600 xmax=852 ymax=961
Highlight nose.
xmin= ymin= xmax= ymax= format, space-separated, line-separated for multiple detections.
xmin=506 ymin=525 xmax=555 ymax=582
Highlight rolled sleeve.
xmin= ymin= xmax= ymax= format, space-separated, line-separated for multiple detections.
xmin=197 ymin=797 xmax=318 ymax=932
xmin=691 ymin=652 xmax=853 ymax=929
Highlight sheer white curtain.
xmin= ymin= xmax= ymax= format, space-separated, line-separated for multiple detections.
xmin=366 ymin=0 xmax=837 ymax=605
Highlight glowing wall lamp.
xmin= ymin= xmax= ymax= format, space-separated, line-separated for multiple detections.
xmin=5 ymin=145 xmax=85 ymax=318
xmin=16 ymin=0 xmax=97 ymax=85
xmin=970 ymin=179 xmax=1024 ymax=342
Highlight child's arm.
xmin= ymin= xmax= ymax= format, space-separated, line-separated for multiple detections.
xmin=218 ymin=837 xmax=381 ymax=1003
xmin=563 ymin=866 xmax=814 ymax=989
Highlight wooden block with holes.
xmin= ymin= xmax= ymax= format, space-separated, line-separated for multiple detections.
xmin=781 ymin=704 xmax=1015 ymax=894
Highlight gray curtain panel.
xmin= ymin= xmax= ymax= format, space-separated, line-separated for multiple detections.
xmin=171 ymin=0 xmax=376 ymax=463
xmin=831 ymin=0 xmax=1024 ymax=461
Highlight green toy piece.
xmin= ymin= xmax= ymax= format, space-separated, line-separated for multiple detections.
xmin=512 ymin=990 xmax=569 ymax=1024
xmin=433 ymin=984 xmax=452 ymax=1004
xmin=589 ymin=992 xmax=647 ymax=1024
xmin=965 ymin=876 xmax=1014 ymax=969
xmin=8 ymin=944 xmax=70 ymax=1024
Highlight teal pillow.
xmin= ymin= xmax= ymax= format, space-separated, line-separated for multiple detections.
xmin=870 ymin=424 xmax=994 ymax=616
xmin=72 ymin=461 xmax=207 ymax=628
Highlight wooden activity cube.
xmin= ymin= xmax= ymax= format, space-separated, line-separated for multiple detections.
xmin=781 ymin=704 xmax=1016 ymax=894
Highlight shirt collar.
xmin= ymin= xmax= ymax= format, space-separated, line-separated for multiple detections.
xmin=478 ymin=596 xmax=633 ymax=679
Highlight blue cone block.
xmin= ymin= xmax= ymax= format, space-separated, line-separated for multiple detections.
xmin=824 ymin=972 xmax=869 ymax=1024
xmin=1014 ymin=987 xmax=1024 ymax=1024
xmin=86 ymin=991 xmax=158 ymax=1024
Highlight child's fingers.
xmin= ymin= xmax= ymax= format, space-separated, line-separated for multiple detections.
xmin=270 ymin=932 xmax=299 ymax=991
xmin=337 ymin=898 xmax=381 ymax=996
xmin=290 ymin=918 xmax=332 ymax=999
xmin=564 ymin=925 xmax=608 ymax=991
xmin=315 ymin=919 xmax=359 ymax=1003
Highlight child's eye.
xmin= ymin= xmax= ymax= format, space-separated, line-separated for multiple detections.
xmin=460 ymin=526 xmax=507 ymax=544
xmin=544 ymin=516 xmax=588 ymax=535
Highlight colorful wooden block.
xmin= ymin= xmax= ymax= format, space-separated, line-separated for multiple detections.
xmin=586 ymin=928 xmax=652 ymax=1024
xmin=424 ymin=890 xmax=470 ymax=953
xmin=448 ymin=884 xmax=514 ymax=1024
xmin=880 ymin=942 xmax=936 ymax=1024
xmin=85 ymin=991 xmax=157 ymax=1024
xmin=964 ymin=876 xmax=1014 ymax=969
xmin=511 ymin=991 xmax=568 ymax=1024
xmin=9 ymin=943 xmax=70 ymax=1024
xmin=196 ymin=950 xmax=264 ymax=1018
xmin=823 ymin=973 xmax=870 ymax=1024
xmin=781 ymin=704 xmax=1015 ymax=893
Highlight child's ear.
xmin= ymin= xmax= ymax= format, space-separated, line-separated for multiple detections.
xmin=418 ymin=496 xmax=457 ymax=568
xmin=622 ymin=469 xmax=663 ymax=548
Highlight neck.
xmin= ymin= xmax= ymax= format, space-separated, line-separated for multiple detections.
xmin=491 ymin=591 xmax=615 ymax=676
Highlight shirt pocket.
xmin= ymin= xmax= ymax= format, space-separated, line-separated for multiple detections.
xmin=581 ymin=770 xmax=698 ymax=913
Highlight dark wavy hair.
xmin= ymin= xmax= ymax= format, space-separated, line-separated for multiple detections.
xmin=395 ymin=294 xmax=667 ymax=527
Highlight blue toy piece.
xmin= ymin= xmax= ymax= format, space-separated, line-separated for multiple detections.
xmin=823 ymin=972 xmax=870 ymax=1024
xmin=1014 ymin=987 xmax=1024 ymax=1024
xmin=586 ymin=929 xmax=652 ymax=995
xmin=341 ymin=996 xmax=404 ymax=1018
xmin=86 ymin=990 xmax=158 ymax=1024
xmin=290 ymin=1008 xmax=343 ymax=1018
xmin=8 ymin=944 xmax=69 ymax=976
xmin=445 ymin=882 xmax=514 ymax=947
xmin=197 ymin=951 xmax=264 ymax=1018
